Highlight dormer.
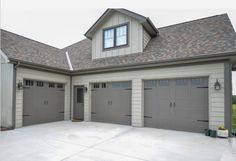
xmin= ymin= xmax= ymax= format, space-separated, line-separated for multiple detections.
xmin=85 ymin=9 xmax=158 ymax=59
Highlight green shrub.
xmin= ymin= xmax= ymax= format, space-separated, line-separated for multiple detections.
xmin=232 ymin=95 xmax=236 ymax=104
xmin=233 ymin=104 xmax=236 ymax=133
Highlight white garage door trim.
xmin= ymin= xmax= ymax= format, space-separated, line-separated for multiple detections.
xmin=15 ymin=67 xmax=71 ymax=128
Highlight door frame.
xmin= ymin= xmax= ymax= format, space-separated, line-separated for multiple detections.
xmin=73 ymin=85 xmax=85 ymax=121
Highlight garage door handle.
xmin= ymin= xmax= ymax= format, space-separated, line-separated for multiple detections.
xmin=59 ymin=111 xmax=64 ymax=113
xmin=23 ymin=114 xmax=31 ymax=117
xmin=144 ymin=88 xmax=152 ymax=90
xmin=125 ymin=114 xmax=132 ymax=117
xmin=91 ymin=112 xmax=96 ymax=114
xmin=197 ymin=86 xmax=208 ymax=88
xmin=108 ymin=101 xmax=112 ymax=105
xmin=197 ymin=120 xmax=209 ymax=122
xmin=144 ymin=116 xmax=152 ymax=118
xmin=23 ymin=86 xmax=30 ymax=89
xmin=125 ymin=88 xmax=132 ymax=90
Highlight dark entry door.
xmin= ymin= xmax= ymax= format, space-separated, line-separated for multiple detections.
xmin=23 ymin=80 xmax=65 ymax=126
xmin=91 ymin=82 xmax=131 ymax=125
xmin=73 ymin=86 xmax=84 ymax=121
xmin=144 ymin=77 xmax=208 ymax=133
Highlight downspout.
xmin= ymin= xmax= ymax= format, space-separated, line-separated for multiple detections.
xmin=231 ymin=63 xmax=236 ymax=136
xmin=12 ymin=61 xmax=20 ymax=129
xmin=70 ymin=75 xmax=72 ymax=120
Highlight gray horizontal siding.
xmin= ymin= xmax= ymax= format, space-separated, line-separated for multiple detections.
xmin=72 ymin=63 xmax=225 ymax=130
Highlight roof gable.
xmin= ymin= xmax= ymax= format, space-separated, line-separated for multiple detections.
xmin=84 ymin=8 xmax=158 ymax=39
xmin=65 ymin=14 xmax=236 ymax=71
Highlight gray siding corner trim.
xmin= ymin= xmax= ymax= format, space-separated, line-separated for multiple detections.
xmin=224 ymin=62 xmax=232 ymax=132
xmin=0 ymin=55 xmax=1 ymax=128
xmin=12 ymin=65 xmax=17 ymax=129
xmin=1 ymin=63 xmax=14 ymax=128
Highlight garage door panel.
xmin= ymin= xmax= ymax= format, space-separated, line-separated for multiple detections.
xmin=23 ymin=80 xmax=65 ymax=126
xmin=157 ymin=101 xmax=172 ymax=119
xmin=175 ymin=86 xmax=189 ymax=98
xmin=144 ymin=77 xmax=208 ymax=133
xmin=157 ymin=88 xmax=171 ymax=98
xmin=91 ymin=82 xmax=131 ymax=125
xmin=91 ymin=88 xmax=109 ymax=123
xmin=110 ymin=88 xmax=131 ymax=125
xmin=156 ymin=118 xmax=173 ymax=130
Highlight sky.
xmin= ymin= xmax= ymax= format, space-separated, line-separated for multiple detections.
xmin=1 ymin=0 xmax=236 ymax=94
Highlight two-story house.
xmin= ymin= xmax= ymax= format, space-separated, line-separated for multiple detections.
xmin=1 ymin=9 xmax=236 ymax=133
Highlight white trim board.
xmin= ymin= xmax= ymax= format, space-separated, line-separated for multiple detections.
xmin=0 ymin=50 xmax=9 ymax=63
xmin=66 ymin=51 xmax=73 ymax=71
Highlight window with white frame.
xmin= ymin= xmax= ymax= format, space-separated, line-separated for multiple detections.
xmin=103 ymin=24 xmax=128 ymax=49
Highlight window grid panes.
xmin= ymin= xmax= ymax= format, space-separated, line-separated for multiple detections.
xmin=104 ymin=29 xmax=114 ymax=49
xmin=103 ymin=24 xmax=128 ymax=49
xmin=36 ymin=81 xmax=44 ymax=87
xmin=116 ymin=25 xmax=127 ymax=46
xmin=145 ymin=80 xmax=157 ymax=88
xmin=191 ymin=78 xmax=203 ymax=85
xmin=112 ymin=82 xmax=121 ymax=88
xmin=49 ymin=83 xmax=55 ymax=88
xmin=159 ymin=80 xmax=169 ymax=86
xmin=94 ymin=83 xmax=100 ymax=88
xmin=101 ymin=83 xmax=106 ymax=88
xmin=77 ymin=88 xmax=84 ymax=103
xmin=25 ymin=80 xmax=34 ymax=86
xmin=57 ymin=83 xmax=63 ymax=88
xmin=176 ymin=79 xmax=187 ymax=86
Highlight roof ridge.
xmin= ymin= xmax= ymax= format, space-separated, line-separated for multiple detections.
xmin=1 ymin=29 xmax=62 ymax=51
xmin=158 ymin=13 xmax=228 ymax=30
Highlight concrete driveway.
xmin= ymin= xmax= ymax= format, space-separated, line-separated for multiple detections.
xmin=0 ymin=121 xmax=235 ymax=161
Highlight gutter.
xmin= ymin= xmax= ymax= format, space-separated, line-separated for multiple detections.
xmin=69 ymin=76 xmax=72 ymax=120
xmin=9 ymin=58 xmax=71 ymax=75
xmin=72 ymin=51 xmax=236 ymax=75
xmin=9 ymin=51 xmax=236 ymax=76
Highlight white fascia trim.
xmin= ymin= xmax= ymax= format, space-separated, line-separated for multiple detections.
xmin=65 ymin=51 xmax=73 ymax=71
xmin=0 ymin=49 xmax=9 ymax=63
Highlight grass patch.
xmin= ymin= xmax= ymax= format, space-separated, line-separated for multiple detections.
xmin=233 ymin=104 xmax=236 ymax=133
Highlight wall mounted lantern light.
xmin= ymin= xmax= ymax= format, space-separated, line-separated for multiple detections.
xmin=83 ymin=86 xmax=88 ymax=93
xmin=214 ymin=79 xmax=221 ymax=91
xmin=17 ymin=81 xmax=23 ymax=90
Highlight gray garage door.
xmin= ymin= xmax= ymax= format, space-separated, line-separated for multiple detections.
xmin=23 ymin=80 xmax=65 ymax=126
xmin=91 ymin=82 xmax=131 ymax=125
xmin=144 ymin=77 xmax=208 ymax=133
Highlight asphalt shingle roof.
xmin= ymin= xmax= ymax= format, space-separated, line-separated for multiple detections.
xmin=64 ymin=14 xmax=236 ymax=71
xmin=1 ymin=30 xmax=69 ymax=70
xmin=1 ymin=13 xmax=236 ymax=72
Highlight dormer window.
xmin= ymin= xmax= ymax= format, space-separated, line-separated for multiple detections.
xmin=103 ymin=28 xmax=114 ymax=49
xmin=103 ymin=24 xmax=128 ymax=50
